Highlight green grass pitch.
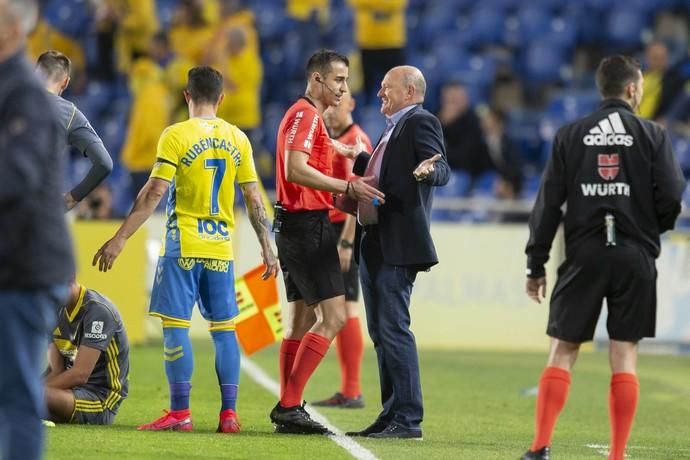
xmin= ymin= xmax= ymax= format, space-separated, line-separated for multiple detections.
xmin=45 ymin=340 xmax=690 ymax=459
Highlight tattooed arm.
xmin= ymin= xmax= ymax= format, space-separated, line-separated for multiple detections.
xmin=240 ymin=182 xmax=279 ymax=279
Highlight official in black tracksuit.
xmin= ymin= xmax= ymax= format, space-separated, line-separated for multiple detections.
xmin=520 ymin=56 xmax=686 ymax=460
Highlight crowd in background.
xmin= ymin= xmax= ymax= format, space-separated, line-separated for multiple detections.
xmin=26 ymin=0 xmax=690 ymax=221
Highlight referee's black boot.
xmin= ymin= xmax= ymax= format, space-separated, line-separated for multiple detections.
xmin=520 ymin=446 xmax=550 ymax=460
xmin=345 ymin=419 xmax=388 ymax=437
xmin=270 ymin=402 xmax=332 ymax=435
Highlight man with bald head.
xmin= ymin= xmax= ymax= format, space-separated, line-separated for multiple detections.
xmin=346 ymin=65 xmax=449 ymax=439
xmin=0 ymin=0 xmax=74 ymax=459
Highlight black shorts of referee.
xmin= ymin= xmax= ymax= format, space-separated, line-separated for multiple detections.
xmin=275 ymin=210 xmax=345 ymax=306
xmin=547 ymin=236 xmax=657 ymax=343
xmin=330 ymin=220 xmax=360 ymax=302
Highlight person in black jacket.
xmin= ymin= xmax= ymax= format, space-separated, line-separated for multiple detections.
xmin=345 ymin=65 xmax=449 ymax=440
xmin=0 ymin=1 xmax=74 ymax=459
xmin=521 ymin=56 xmax=686 ymax=460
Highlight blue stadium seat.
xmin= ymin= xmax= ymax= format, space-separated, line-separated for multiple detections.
xmin=513 ymin=6 xmax=552 ymax=45
xmin=546 ymin=16 xmax=578 ymax=50
xmin=521 ymin=42 xmax=568 ymax=85
xmin=605 ymin=9 xmax=649 ymax=48
xmin=358 ymin=105 xmax=387 ymax=143
xmin=155 ymin=0 xmax=179 ymax=30
xmin=672 ymin=136 xmax=690 ymax=174
xmin=419 ymin=4 xmax=461 ymax=48
xmin=261 ymin=104 xmax=287 ymax=155
xmin=436 ymin=170 xmax=472 ymax=198
xmin=42 ymin=0 xmax=92 ymax=39
xmin=473 ymin=171 xmax=498 ymax=197
xmin=468 ymin=7 xmax=506 ymax=45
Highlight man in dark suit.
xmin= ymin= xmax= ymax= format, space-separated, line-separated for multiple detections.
xmin=346 ymin=65 xmax=449 ymax=440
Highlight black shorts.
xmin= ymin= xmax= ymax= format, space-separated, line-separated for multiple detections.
xmin=275 ymin=210 xmax=345 ymax=305
xmin=547 ymin=237 xmax=657 ymax=343
xmin=330 ymin=220 xmax=360 ymax=302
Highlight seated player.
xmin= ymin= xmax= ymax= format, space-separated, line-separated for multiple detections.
xmin=45 ymin=280 xmax=129 ymax=425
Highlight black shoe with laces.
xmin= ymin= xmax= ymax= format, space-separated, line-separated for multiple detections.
xmin=520 ymin=446 xmax=551 ymax=460
xmin=345 ymin=420 xmax=389 ymax=437
xmin=269 ymin=402 xmax=332 ymax=435
xmin=311 ymin=392 xmax=365 ymax=409
xmin=367 ymin=422 xmax=422 ymax=440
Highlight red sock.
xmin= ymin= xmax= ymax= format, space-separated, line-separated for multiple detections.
xmin=281 ymin=332 xmax=331 ymax=407
xmin=336 ymin=317 xmax=364 ymax=398
xmin=279 ymin=339 xmax=301 ymax=400
xmin=608 ymin=373 xmax=639 ymax=460
xmin=530 ymin=367 xmax=571 ymax=451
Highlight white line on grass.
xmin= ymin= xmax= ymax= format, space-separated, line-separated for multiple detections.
xmin=241 ymin=358 xmax=379 ymax=460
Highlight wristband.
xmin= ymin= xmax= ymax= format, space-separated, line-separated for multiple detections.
xmin=339 ymin=239 xmax=354 ymax=249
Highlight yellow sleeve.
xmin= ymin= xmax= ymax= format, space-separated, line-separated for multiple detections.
xmin=235 ymin=131 xmax=258 ymax=184
xmin=150 ymin=127 xmax=180 ymax=182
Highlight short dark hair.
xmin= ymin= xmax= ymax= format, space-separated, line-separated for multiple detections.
xmin=186 ymin=66 xmax=223 ymax=104
xmin=595 ymin=55 xmax=642 ymax=99
xmin=36 ymin=50 xmax=71 ymax=82
xmin=305 ymin=49 xmax=349 ymax=80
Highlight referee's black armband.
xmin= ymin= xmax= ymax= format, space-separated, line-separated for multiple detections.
xmin=526 ymin=266 xmax=546 ymax=279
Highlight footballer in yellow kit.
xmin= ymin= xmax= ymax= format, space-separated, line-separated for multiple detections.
xmin=93 ymin=66 xmax=278 ymax=433
xmin=147 ymin=113 xmax=257 ymax=324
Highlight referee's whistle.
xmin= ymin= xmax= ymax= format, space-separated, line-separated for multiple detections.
xmin=605 ymin=213 xmax=616 ymax=247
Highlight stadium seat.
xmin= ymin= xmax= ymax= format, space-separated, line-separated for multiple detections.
xmin=261 ymin=104 xmax=288 ymax=155
xmin=468 ymin=7 xmax=506 ymax=45
xmin=605 ymin=9 xmax=649 ymax=48
xmin=504 ymin=6 xmax=553 ymax=47
xmin=672 ymin=136 xmax=690 ymax=174
xmin=521 ymin=41 xmax=569 ymax=85
xmin=42 ymin=0 xmax=92 ymax=39
xmin=155 ymin=0 xmax=178 ymax=30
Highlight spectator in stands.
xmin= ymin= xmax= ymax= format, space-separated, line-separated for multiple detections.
xmin=76 ymin=183 xmax=113 ymax=220
xmin=348 ymin=0 xmax=407 ymax=103
xmin=479 ymin=106 xmax=523 ymax=200
xmin=92 ymin=0 xmax=158 ymax=74
xmin=654 ymin=48 xmax=690 ymax=120
xmin=211 ymin=27 xmax=263 ymax=143
xmin=639 ymin=41 xmax=669 ymax=119
xmin=437 ymin=81 xmax=491 ymax=177
xmin=286 ymin=0 xmax=330 ymax=63
xmin=120 ymin=54 xmax=171 ymax=205
xmin=169 ymin=0 xmax=215 ymax=63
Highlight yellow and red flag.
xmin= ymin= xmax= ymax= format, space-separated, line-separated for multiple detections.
xmin=234 ymin=265 xmax=282 ymax=355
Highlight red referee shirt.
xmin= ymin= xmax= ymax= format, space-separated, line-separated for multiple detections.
xmin=276 ymin=97 xmax=335 ymax=212
xmin=328 ymin=123 xmax=373 ymax=223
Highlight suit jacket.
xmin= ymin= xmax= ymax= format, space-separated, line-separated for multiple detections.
xmin=354 ymin=104 xmax=450 ymax=270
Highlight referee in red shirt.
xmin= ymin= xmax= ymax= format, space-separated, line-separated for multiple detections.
xmin=270 ymin=49 xmax=384 ymax=434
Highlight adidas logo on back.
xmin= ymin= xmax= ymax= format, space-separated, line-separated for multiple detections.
xmin=583 ymin=112 xmax=634 ymax=147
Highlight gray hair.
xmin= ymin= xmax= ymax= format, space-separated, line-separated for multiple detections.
xmin=6 ymin=0 xmax=39 ymax=36
xmin=400 ymin=66 xmax=427 ymax=100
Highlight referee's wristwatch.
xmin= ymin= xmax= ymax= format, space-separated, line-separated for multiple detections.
xmin=339 ymin=239 xmax=353 ymax=249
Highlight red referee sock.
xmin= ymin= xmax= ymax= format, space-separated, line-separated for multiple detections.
xmin=530 ymin=367 xmax=571 ymax=451
xmin=336 ymin=317 xmax=364 ymax=398
xmin=279 ymin=339 xmax=301 ymax=400
xmin=608 ymin=372 xmax=639 ymax=460
xmin=281 ymin=332 xmax=331 ymax=408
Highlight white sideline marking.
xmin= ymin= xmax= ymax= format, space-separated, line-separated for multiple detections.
xmin=241 ymin=358 xmax=379 ymax=460
xmin=585 ymin=443 xmax=665 ymax=458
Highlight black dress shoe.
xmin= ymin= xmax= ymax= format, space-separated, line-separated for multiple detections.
xmin=367 ymin=422 xmax=422 ymax=440
xmin=520 ymin=446 xmax=550 ymax=460
xmin=345 ymin=420 xmax=388 ymax=437
xmin=269 ymin=402 xmax=332 ymax=435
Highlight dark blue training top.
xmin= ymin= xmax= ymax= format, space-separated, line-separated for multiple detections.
xmin=0 ymin=50 xmax=74 ymax=289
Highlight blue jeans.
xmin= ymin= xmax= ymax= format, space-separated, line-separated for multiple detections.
xmin=0 ymin=286 xmax=67 ymax=460
xmin=359 ymin=228 xmax=423 ymax=430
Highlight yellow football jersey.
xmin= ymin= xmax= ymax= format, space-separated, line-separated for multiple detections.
xmin=150 ymin=117 xmax=258 ymax=260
